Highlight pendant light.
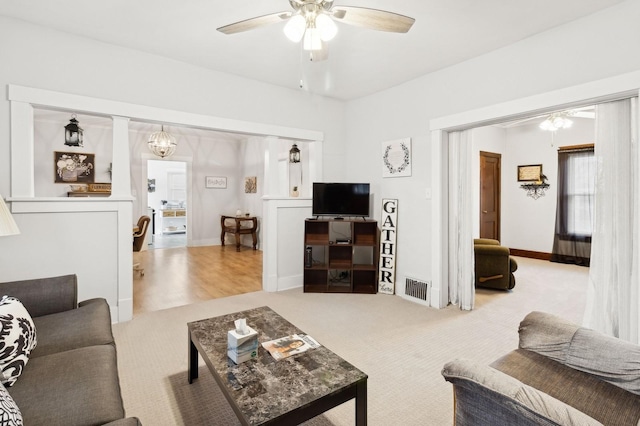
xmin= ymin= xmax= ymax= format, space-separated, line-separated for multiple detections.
xmin=148 ymin=125 xmax=177 ymax=158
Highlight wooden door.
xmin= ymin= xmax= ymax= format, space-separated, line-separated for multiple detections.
xmin=480 ymin=151 xmax=501 ymax=240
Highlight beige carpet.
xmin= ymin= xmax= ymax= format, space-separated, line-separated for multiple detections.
xmin=113 ymin=257 xmax=589 ymax=425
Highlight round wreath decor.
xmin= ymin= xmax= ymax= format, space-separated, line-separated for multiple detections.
xmin=383 ymin=142 xmax=410 ymax=174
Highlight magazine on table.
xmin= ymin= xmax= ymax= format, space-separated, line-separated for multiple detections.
xmin=261 ymin=334 xmax=321 ymax=360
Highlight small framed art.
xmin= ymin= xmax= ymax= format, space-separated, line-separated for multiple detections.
xmin=517 ymin=164 xmax=543 ymax=182
xmin=206 ymin=176 xmax=227 ymax=189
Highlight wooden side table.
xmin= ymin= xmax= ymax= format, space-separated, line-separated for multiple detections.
xmin=221 ymin=215 xmax=258 ymax=252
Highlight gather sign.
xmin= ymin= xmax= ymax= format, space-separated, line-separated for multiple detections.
xmin=378 ymin=199 xmax=398 ymax=294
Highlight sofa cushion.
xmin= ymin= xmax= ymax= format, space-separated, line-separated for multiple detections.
xmin=30 ymin=298 xmax=114 ymax=358
xmin=0 ymin=296 xmax=37 ymax=387
xmin=491 ymin=349 xmax=640 ymax=426
xmin=0 ymin=381 xmax=23 ymax=425
xmin=519 ymin=311 xmax=640 ymax=395
xmin=442 ymin=359 xmax=603 ymax=426
xmin=8 ymin=345 xmax=125 ymax=426
xmin=0 ymin=275 xmax=77 ymax=318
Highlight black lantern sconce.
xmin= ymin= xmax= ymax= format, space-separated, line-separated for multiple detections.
xmin=289 ymin=144 xmax=300 ymax=163
xmin=64 ymin=114 xmax=84 ymax=147
xmin=288 ymin=143 xmax=301 ymax=197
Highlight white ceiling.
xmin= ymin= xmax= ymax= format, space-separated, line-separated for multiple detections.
xmin=0 ymin=0 xmax=624 ymax=100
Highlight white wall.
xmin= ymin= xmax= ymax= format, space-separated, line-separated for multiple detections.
xmin=1 ymin=1 xmax=639 ymax=312
xmin=34 ymin=113 xmax=113 ymax=196
xmin=470 ymin=118 xmax=595 ymax=253
xmin=344 ymin=0 xmax=640 ymax=302
xmin=501 ymin=118 xmax=595 ymax=253
xmin=0 ymin=16 xmax=343 ymax=317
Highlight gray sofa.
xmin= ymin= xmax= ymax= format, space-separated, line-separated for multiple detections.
xmin=442 ymin=311 xmax=640 ymax=425
xmin=0 ymin=274 xmax=140 ymax=426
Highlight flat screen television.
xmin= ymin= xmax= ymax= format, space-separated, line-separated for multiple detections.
xmin=312 ymin=182 xmax=370 ymax=218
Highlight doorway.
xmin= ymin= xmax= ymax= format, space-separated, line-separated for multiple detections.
xmin=479 ymin=151 xmax=501 ymax=240
xmin=147 ymin=159 xmax=187 ymax=250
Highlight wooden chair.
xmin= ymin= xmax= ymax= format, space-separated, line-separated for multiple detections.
xmin=133 ymin=215 xmax=151 ymax=275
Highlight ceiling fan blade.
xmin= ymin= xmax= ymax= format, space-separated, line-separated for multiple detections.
xmin=332 ymin=6 xmax=415 ymax=33
xmin=217 ymin=12 xmax=292 ymax=35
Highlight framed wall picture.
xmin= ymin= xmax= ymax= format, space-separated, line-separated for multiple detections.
xmin=206 ymin=176 xmax=227 ymax=189
xmin=382 ymin=138 xmax=412 ymax=178
xmin=245 ymin=176 xmax=257 ymax=193
xmin=54 ymin=151 xmax=95 ymax=183
xmin=517 ymin=164 xmax=543 ymax=182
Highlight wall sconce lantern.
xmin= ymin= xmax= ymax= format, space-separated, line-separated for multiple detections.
xmin=64 ymin=114 xmax=84 ymax=147
xmin=289 ymin=143 xmax=301 ymax=197
xmin=289 ymin=143 xmax=301 ymax=163
xmin=520 ymin=174 xmax=550 ymax=200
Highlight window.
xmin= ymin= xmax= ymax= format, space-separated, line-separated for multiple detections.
xmin=551 ymin=145 xmax=595 ymax=266
xmin=563 ymin=149 xmax=595 ymax=236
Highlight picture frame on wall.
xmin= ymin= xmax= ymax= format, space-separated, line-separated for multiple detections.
xmin=206 ymin=176 xmax=227 ymax=189
xmin=382 ymin=138 xmax=412 ymax=178
xmin=54 ymin=151 xmax=95 ymax=183
xmin=517 ymin=164 xmax=543 ymax=182
xmin=245 ymin=176 xmax=257 ymax=193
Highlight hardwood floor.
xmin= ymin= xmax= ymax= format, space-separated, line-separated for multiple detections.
xmin=133 ymin=245 xmax=262 ymax=317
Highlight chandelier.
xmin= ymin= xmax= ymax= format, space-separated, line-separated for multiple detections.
xmin=539 ymin=111 xmax=573 ymax=132
xmin=283 ymin=3 xmax=338 ymax=51
xmin=148 ymin=125 xmax=177 ymax=158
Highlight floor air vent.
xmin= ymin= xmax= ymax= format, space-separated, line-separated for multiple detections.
xmin=405 ymin=277 xmax=430 ymax=304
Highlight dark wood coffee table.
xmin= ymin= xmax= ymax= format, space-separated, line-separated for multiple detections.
xmin=188 ymin=306 xmax=367 ymax=425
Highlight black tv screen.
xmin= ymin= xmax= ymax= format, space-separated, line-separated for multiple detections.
xmin=312 ymin=183 xmax=370 ymax=218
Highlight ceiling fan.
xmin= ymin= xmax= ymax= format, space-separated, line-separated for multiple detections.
xmin=217 ymin=0 xmax=415 ymax=60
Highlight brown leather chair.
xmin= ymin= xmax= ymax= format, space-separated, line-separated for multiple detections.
xmin=473 ymin=239 xmax=517 ymax=290
xmin=133 ymin=216 xmax=151 ymax=275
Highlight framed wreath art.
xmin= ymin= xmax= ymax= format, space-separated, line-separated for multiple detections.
xmin=382 ymin=138 xmax=412 ymax=178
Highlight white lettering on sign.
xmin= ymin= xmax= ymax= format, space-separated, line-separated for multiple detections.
xmin=378 ymin=199 xmax=398 ymax=294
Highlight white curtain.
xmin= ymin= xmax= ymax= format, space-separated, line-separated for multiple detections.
xmin=584 ymin=97 xmax=639 ymax=344
xmin=448 ymin=130 xmax=475 ymax=310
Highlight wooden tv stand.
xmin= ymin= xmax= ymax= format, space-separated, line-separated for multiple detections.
xmin=303 ymin=218 xmax=378 ymax=294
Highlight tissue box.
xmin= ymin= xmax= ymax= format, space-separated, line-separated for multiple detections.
xmin=227 ymin=327 xmax=258 ymax=364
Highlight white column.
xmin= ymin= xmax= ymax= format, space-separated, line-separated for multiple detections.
xmin=111 ymin=116 xmax=131 ymax=197
xmin=308 ymin=140 xmax=323 ymax=193
xmin=431 ymin=130 xmax=448 ymax=308
xmin=112 ymin=116 xmax=134 ymax=322
xmin=262 ymin=136 xmax=280 ymax=197
xmin=10 ymin=102 xmax=34 ymax=197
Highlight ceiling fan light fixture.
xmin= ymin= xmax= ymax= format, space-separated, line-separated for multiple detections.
xmin=284 ymin=14 xmax=306 ymax=42
xmin=303 ymin=28 xmax=322 ymax=51
xmin=316 ymin=13 xmax=337 ymax=41
xmin=539 ymin=111 xmax=574 ymax=132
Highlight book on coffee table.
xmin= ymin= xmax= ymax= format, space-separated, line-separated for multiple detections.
xmin=262 ymin=334 xmax=321 ymax=360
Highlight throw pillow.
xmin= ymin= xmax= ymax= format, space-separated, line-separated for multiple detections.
xmin=0 ymin=296 xmax=37 ymax=387
xmin=0 ymin=381 xmax=22 ymax=425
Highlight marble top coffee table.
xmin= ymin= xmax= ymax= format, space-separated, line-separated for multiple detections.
xmin=188 ymin=306 xmax=368 ymax=425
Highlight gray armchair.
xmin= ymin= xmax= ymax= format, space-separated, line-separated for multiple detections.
xmin=442 ymin=311 xmax=640 ymax=425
